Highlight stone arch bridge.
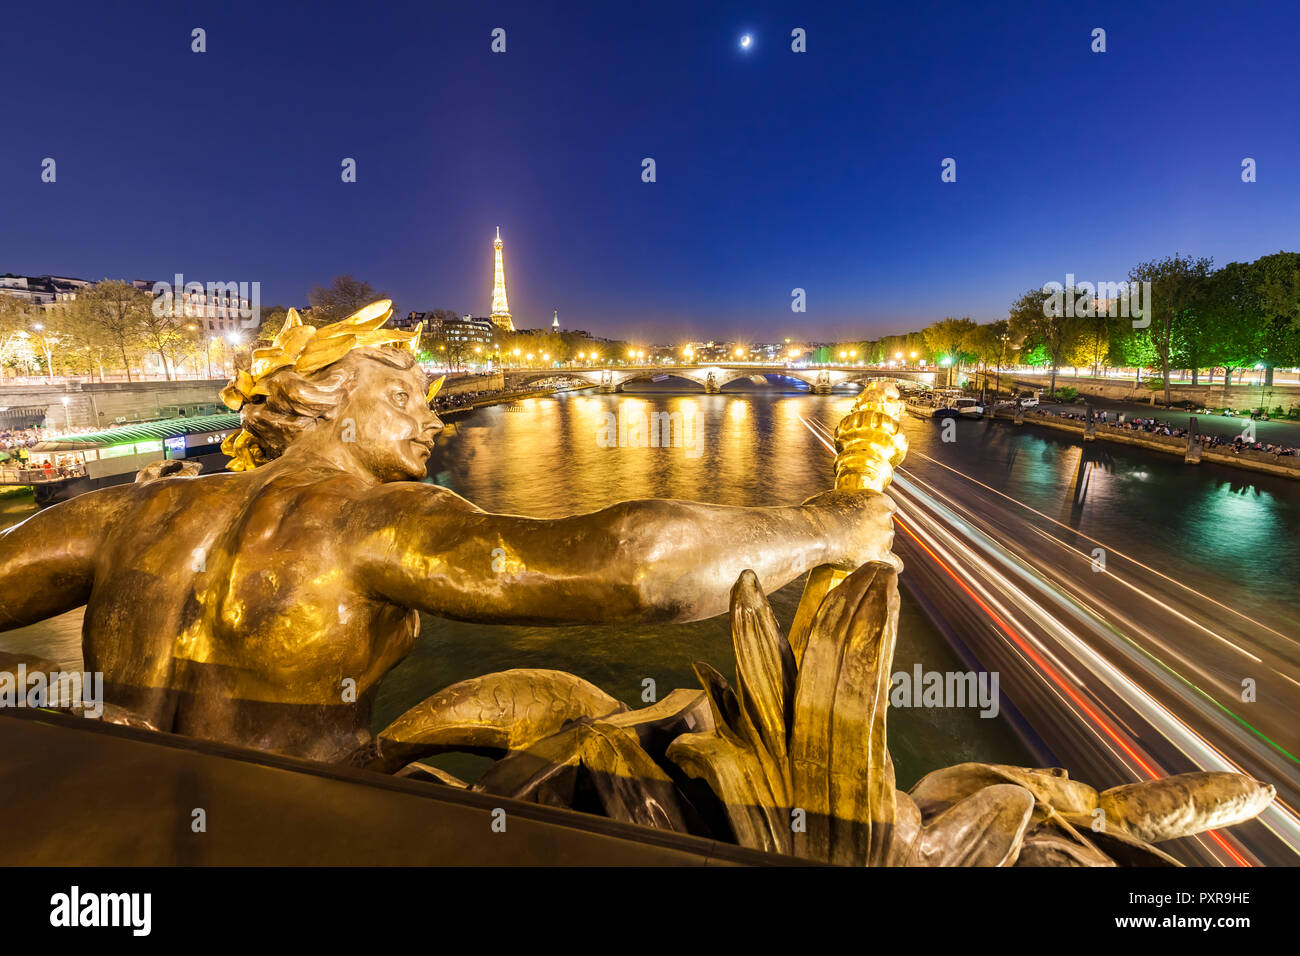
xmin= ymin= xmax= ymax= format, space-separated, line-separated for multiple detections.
xmin=503 ymin=364 xmax=936 ymax=395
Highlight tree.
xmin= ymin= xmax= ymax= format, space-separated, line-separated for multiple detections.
xmin=1108 ymin=322 xmax=1157 ymax=385
xmin=52 ymin=299 xmax=119 ymax=381
xmin=0 ymin=296 xmax=28 ymax=381
xmin=1252 ymin=252 xmax=1300 ymax=386
xmin=1169 ymin=301 xmax=1216 ymax=386
xmin=27 ymin=319 xmax=63 ymax=382
xmin=1068 ymin=324 xmax=1110 ymax=377
xmin=1201 ymin=261 xmax=1263 ymax=388
xmin=137 ymin=296 xmax=190 ymax=380
xmin=1009 ymin=288 xmax=1083 ymax=397
xmin=922 ymin=316 xmax=977 ymax=385
xmin=255 ymin=305 xmax=292 ymax=346
xmin=985 ymin=319 xmax=1017 ymax=396
xmin=1129 ymin=255 xmax=1213 ymax=405
xmin=1070 ymin=310 xmax=1115 ymax=378
xmin=77 ymin=281 xmax=151 ymax=382
xmin=307 ymin=275 xmax=389 ymax=325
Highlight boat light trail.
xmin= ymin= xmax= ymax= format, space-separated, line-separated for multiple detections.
xmin=798 ymin=414 xmax=1300 ymax=865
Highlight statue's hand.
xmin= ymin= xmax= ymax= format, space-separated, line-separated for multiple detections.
xmin=834 ymin=381 xmax=908 ymax=492
xmin=804 ymin=489 xmax=902 ymax=573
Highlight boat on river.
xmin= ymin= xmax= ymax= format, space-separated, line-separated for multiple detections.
xmin=0 ymin=413 xmax=239 ymax=505
xmin=903 ymin=388 xmax=981 ymax=420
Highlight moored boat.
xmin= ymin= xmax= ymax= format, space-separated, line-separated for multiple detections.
xmin=0 ymin=413 xmax=239 ymax=505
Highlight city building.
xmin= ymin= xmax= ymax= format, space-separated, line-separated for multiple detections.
xmin=170 ymin=283 xmax=252 ymax=335
xmin=444 ymin=315 xmax=497 ymax=351
xmin=0 ymin=274 xmax=93 ymax=306
xmin=0 ymin=274 xmax=251 ymax=337
xmin=397 ymin=311 xmax=432 ymax=333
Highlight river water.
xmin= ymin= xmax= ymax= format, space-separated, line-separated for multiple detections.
xmin=5 ymin=379 xmax=1298 ymax=788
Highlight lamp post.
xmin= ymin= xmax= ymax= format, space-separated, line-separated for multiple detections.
xmin=60 ymin=396 xmax=71 ymax=431
xmin=226 ymin=332 xmax=242 ymax=378
xmin=995 ymin=335 xmax=1008 ymax=399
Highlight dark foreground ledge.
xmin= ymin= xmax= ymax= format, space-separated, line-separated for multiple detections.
xmin=0 ymin=709 xmax=799 ymax=866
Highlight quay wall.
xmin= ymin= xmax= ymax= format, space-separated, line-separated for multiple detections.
xmin=989 ymin=407 xmax=1300 ymax=481
xmin=0 ymin=372 xmax=503 ymax=429
xmin=970 ymin=370 xmax=1300 ymax=410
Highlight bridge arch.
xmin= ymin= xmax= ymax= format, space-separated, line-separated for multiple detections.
xmin=503 ymin=370 xmax=600 ymax=390
xmin=614 ymin=371 xmax=709 ymax=391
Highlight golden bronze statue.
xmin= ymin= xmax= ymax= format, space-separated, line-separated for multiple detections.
xmin=0 ymin=300 xmax=900 ymax=764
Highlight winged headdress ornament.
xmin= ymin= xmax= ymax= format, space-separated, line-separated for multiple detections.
xmin=219 ymin=299 xmax=430 ymax=470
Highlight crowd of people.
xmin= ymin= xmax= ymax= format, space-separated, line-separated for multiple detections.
xmin=1030 ymin=408 xmax=1300 ymax=457
xmin=1 ymin=425 xmax=101 ymax=482
xmin=0 ymin=424 xmax=106 ymax=452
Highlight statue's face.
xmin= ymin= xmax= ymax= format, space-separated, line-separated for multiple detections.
xmin=335 ymin=356 xmax=443 ymax=481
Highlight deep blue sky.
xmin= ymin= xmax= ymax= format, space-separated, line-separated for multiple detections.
xmin=3 ymin=1 xmax=1297 ymax=343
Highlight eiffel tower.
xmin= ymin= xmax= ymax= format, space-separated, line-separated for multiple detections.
xmin=489 ymin=226 xmax=515 ymax=333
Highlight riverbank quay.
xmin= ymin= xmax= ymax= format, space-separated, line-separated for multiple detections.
xmin=969 ymin=368 xmax=1300 ymax=415
xmin=434 ymin=382 xmax=589 ymax=418
xmin=1030 ymin=396 xmax=1300 ymax=446
xmin=984 ymin=406 xmax=1300 ymax=481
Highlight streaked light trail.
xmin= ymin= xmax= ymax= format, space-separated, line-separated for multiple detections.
xmin=799 ymin=414 xmax=1300 ymax=866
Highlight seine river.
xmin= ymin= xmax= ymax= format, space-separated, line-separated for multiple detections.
xmin=5 ymin=380 xmax=1298 ymax=788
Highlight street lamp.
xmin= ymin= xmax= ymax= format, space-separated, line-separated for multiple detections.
xmin=60 ymin=396 xmax=71 ymax=431
xmin=224 ymin=332 xmax=242 ymax=377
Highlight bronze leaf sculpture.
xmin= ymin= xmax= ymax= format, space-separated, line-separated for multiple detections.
xmin=370 ymin=560 xmax=1275 ymax=866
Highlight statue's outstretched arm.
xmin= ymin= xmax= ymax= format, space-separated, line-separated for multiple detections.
xmin=0 ymin=486 xmax=124 ymax=631
xmin=357 ymin=483 xmax=898 ymax=625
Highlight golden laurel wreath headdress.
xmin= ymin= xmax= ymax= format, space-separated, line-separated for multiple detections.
xmin=219 ymin=299 xmax=442 ymax=471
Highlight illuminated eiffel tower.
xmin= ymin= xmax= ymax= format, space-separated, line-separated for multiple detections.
xmin=489 ymin=226 xmax=515 ymax=333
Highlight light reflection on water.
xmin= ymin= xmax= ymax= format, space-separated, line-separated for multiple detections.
xmin=899 ymin=413 xmax=1300 ymax=634
xmin=384 ymin=384 xmax=1034 ymax=785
